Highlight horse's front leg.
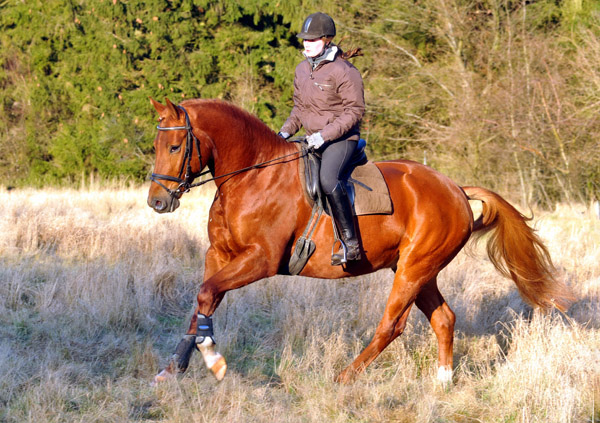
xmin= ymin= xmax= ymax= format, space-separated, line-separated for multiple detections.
xmin=154 ymin=245 xmax=271 ymax=384
xmin=152 ymin=313 xmax=206 ymax=384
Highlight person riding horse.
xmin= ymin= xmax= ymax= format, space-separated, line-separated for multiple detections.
xmin=279 ymin=12 xmax=365 ymax=265
xmin=145 ymin=11 xmax=572 ymax=387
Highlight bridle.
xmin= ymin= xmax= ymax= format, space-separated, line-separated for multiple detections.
xmin=150 ymin=105 xmax=304 ymax=200
xmin=150 ymin=105 xmax=207 ymax=197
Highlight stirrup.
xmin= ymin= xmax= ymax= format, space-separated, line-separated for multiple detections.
xmin=331 ymin=239 xmax=361 ymax=266
xmin=331 ymin=239 xmax=349 ymax=265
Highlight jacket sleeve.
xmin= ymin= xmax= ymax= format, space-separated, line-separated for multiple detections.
xmin=280 ymin=69 xmax=303 ymax=136
xmin=320 ymin=64 xmax=365 ymax=142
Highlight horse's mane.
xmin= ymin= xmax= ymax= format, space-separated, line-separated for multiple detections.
xmin=181 ymin=98 xmax=290 ymax=157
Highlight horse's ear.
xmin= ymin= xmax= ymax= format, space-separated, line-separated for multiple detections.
xmin=164 ymin=98 xmax=181 ymax=120
xmin=149 ymin=97 xmax=166 ymax=116
xmin=149 ymin=97 xmax=180 ymax=120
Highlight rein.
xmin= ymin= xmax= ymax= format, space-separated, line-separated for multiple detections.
xmin=151 ymin=105 xmax=304 ymax=198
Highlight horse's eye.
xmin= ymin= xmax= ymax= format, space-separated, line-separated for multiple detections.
xmin=170 ymin=145 xmax=182 ymax=154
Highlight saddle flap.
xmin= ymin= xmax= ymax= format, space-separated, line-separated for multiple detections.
xmin=302 ymin=139 xmax=367 ymax=204
xmin=306 ymin=151 xmax=321 ymax=201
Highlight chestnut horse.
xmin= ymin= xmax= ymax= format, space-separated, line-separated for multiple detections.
xmin=147 ymin=98 xmax=571 ymax=385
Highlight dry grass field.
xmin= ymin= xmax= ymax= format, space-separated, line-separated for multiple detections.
xmin=0 ymin=183 xmax=598 ymax=422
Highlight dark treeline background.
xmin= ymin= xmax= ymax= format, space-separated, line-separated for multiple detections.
xmin=1 ymin=0 xmax=599 ymax=206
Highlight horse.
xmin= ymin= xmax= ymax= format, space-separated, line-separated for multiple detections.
xmin=147 ymin=97 xmax=572 ymax=385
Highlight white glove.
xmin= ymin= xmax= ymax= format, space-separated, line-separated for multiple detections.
xmin=306 ymin=132 xmax=325 ymax=149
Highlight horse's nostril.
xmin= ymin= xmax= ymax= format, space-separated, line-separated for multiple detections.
xmin=154 ymin=200 xmax=165 ymax=211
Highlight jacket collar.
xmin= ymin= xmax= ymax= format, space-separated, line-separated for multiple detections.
xmin=304 ymin=45 xmax=338 ymax=70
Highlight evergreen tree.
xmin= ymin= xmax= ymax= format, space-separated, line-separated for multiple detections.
xmin=0 ymin=0 xmax=598 ymax=204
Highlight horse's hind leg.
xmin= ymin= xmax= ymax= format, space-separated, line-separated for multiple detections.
xmin=415 ymin=278 xmax=456 ymax=385
xmin=336 ymin=263 xmax=437 ymax=384
xmin=336 ymin=303 xmax=413 ymax=384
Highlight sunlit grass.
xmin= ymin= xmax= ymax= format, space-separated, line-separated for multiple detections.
xmin=0 ymin=184 xmax=598 ymax=422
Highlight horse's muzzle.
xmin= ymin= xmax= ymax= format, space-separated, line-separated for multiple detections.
xmin=148 ymin=195 xmax=180 ymax=213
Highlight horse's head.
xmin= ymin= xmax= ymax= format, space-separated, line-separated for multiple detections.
xmin=148 ymin=97 xmax=290 ymax=213
xmin=147 ymin=98 xmax=206 ymax=213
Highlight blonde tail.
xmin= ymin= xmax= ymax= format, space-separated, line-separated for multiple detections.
xmin=463 ymin=186 xmax=574 ymax=312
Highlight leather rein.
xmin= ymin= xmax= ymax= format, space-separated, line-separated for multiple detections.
xmin=151 ymin=105 xmax=303 ymax=199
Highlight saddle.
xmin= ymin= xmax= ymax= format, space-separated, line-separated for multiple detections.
xmin=287 ymin=138 xmax=393 ymax=275
xmin=303 ymin=139 xmax=368 ymax=208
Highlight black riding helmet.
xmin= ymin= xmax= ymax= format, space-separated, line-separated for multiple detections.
xmin=297 ymin=12 xmax=336 ymax=39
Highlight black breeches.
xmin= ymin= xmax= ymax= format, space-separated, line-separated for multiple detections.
xmin=319 ymin=139 xmax=358 ymax=194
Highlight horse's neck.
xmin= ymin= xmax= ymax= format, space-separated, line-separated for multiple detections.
xmin=211 ymin=128 xmax=292 ymax=176
xmin=192 ymin=100 xmax=294 ymax=183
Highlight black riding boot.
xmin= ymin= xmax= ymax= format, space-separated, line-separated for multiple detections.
xmin=326 ymin=182 xmax=361 ymax=265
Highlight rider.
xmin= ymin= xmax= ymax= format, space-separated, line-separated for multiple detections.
xmin=278 ymin=12 xmax=365 ymax=265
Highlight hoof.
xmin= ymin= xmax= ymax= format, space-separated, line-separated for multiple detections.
xmin=335 ymin=368 xmax=357 ymax=384
xmin=152 ymin=366 xmax=176 ymax=386
xmin=210 ymin=355 xmax=227 ymax=381
xmin=197 ymin=337 xmax=228 ymax=381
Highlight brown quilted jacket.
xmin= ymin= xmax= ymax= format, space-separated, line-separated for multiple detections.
xmin=280 ymin=48 xmax=365 ymax=142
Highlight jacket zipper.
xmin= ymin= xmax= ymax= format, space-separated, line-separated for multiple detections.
xmin=313 ymin=82 xmax=333 ymax=91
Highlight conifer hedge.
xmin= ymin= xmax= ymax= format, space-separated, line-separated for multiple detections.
xmin=0 ymin=0 xmax=304 ymax=184
xmin=1 ymin=0 xmax=599 ymax=205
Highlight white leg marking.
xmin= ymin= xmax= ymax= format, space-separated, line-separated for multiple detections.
xmin=197 ymin=337 xmax=227 ymax=381
xmin=437 ymin=365 xmax=453 ymax=385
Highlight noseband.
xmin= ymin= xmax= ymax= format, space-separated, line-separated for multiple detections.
xmin=151 ymin=106 xmax=205 ymax=198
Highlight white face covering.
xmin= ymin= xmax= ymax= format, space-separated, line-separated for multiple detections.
xmin=303 ymin=39 xmax=326 ymax=58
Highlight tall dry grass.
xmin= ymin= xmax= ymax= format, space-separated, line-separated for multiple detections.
xmin=0 ymin=184 xmax=598 ymax=422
